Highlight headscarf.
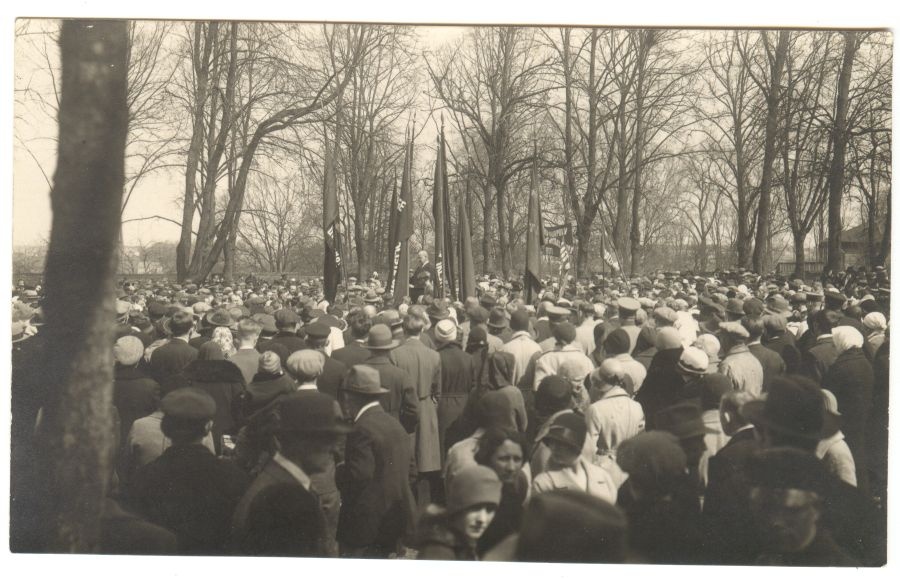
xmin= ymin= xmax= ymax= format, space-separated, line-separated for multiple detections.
xmin=863 ymin=312 xmax=887 ymax=332
xmin=212 ymin=326 xmax=237 ymax=358
xmin=488 ymin=351 xmax=516 ymax=390
xmin=832 ymin=325 xmax=864 ymax=355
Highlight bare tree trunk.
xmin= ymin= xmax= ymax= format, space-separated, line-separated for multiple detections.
xmin=482 ymin=182 xmax=495 ymax=273
xmin=826 ymin=31 xmax=858 ymax=273
xmin=876 ymin=187 xmax=891 ymax=266
xmin=752 ymin=30 xmax=789 ymax=274
xmin=792 ymin=230 xmax=806 ymax=278
xmin=39 ymin=20 xmax=128 ymax=552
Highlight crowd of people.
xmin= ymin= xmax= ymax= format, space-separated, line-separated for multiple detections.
xmin=9 ymin=254 xmax=890 ymax=565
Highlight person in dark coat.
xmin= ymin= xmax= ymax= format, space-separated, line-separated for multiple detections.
xmin=336 ymin=365 xmax=417 ymax=557
xmin=360 ymin=324 xmax=418 ymax=433
xmin=741 ymin=375 xmax=885 ymax=565
xmin=869 ymin=335 xmax=889 ymax=505
xmin=702 ymin=390 xmax=762 ymax=564
xmin=800 ymin=310 xmax=841 ymax=383
xmin=331 ymin=310 xmax=373 ymax=368
xmin=746 ymin=448 xmax=859 ymax=566
xmin=435 ymin=319 xmax=474 ymax=457
xmin=258 ymin=308 xmax=306 ymax=356
xmin=616 ymin=431 xmax=705 ymax=564
xmin=113 ymin=336 xmax=161 ymax=447
xmin=762 ymin=314 xmax=801 ymax=374
xmin=304 ymin=322 xmax=348 ymax=399
xmin=243 ymin=349 xmax=296 ymax=419
xmin=231 ymin=391 xmax=350 ymax=556
xmin=148 ymin=310 xmax=199 ymax=395
xmin=634 ymin=327 xmax=684 ymax=430
xmin=181 ymin=344 xmax=246 ymax=455
xmin=128 ymin=388 xmax=250 ymax=554
xmin=824 ymin=326 xmax=874 ymax=496
xmin=743 ymin=316 xmax=785 ymax=393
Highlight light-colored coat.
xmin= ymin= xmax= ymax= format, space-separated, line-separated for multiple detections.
xmin=719 ymin=345 xmax=764 ymax=398
xmin=500 ymin=331 xmax=542 ymax=388
xmin=586 ymin=386 xmax=645 ymax=459
xmin=817 ymin=431 xmax=858 ymax=487
xmin=390 ymin=337 xmax=442 ymax=473
xmin=532 ymin=456 xmax=618 ymax=504
xmin=533 ymin=344 xmax=594 ymax=390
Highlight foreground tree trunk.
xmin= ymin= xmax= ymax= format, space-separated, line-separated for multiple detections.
xmin=38 ymin=20 xmax=128 ymax=552
xmin=826 ymin=31 xmax=858 ymax=273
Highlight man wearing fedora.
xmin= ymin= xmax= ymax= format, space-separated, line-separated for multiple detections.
xmin=336 ymin=365 xmax=417 ymax=558
xmin=231 ymin=390 xmax=350 ymax=556
xmin=361 ymin=323 xmax=418 ymax=433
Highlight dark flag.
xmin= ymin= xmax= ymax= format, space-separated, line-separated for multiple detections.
xmin=432 ymin=133 xmax=448 ymax=299
xmin=458 ymin=193 xmax=476 ymax=299
xmin=440 ymin=124 xmax=457 ymax=301
xmin=525 ymin=156 xmax=543 ymax=303
xmin=388 ymin=134 xmax=413 ymax=305
xmin=323 ymin=129 xmax=342 ymax=302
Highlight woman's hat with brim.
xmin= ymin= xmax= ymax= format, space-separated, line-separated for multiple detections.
xmin=446 ymin=465 xmax=502 ymax=516
xmin=740 ymin=375 xmax=840 ymax=440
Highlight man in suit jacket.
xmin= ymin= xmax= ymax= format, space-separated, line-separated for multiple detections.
xmin=391 ymin=313 xmax=442 ymax=499
xmin=411 ymin=250 xmax=437 ymax=304
xmin=703 ymin=390 xmax=761 ymax=564
xmin=336 ymin=365 xmax=416 ymax=557
xmin=332 ymin=311 xmax=372 ymax=368
xmin=232 ymin=391 xmax=350 ymax=556
xmin=304 ymin=322 xmax=349 ymax=399
xmin=258 ymin=308 xmax=306 ymax=356
xmin=148 ymin=310 xmax=199 ymax=395
xmin=360 ymin=324 xmax=418 ymax=433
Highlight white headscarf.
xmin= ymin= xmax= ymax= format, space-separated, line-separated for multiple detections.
xmin=832 ymin=326 xmax=864 ymax=355
xmin=863 ymin=312 xmax=887 ymax=332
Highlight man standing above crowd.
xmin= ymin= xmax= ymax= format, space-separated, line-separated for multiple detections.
xmin=412 ymin=250 xmax=437 ymax=304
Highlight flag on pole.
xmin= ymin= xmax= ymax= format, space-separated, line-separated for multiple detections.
xmin=458 ymin=193 xmax=476 ymax=299
xmin=323 ymin=128 xmax=342 ymax=303
xmin=388 ymin=133 xmax=413 ymax=305
xmin=525 ymin=156 xmax=543 ymax=303
xmin=432 ymin=133 xmax=448 ymax=299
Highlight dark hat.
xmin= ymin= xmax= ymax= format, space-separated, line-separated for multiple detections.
xmin=274 ymin=308 xmax=298 ymax=327
xmin=544 ymin=411 xmax=587 ymax=450
xmin=824 ymin=289 xmax=847 ymax=309
xmin=276 ymin=392 xmax=351 ymax=435
xmin=764 ymin=294 xmax=790 ymax=315
xmin=535 ymin=376 xmax=574 ymax=416
xmin=375 ymin=309 xmax=403 ymax=328
xmin=447 ymin=465 xmax=502 ymax=516
xmin=365 ymin=324 xmax=400 ymax=350
xmin=654 ymin=402 xmax=716 ymax=440
xmin=147 ymin=301 xmax=169 ymax=318
xmin=617 ymin=431 xmax=687 ymax=486
xmin=487 ymin=307 xmax=508 ymax=329
xmin=742 ymin=298 xmax=765 ymax=318
xmin=725 ymin=298 xmax=745 ymax=317
xmin=552 ymin=321 xmax=577 ymax=344
xmin=509 ymin=308 xmax=530 ymax=331
xmin=467 ymin=325 xmax=488 ymax=346
xmin=304 ymin=322 xmax=331 ymax=340
xmin=364 ymin=290 xmax=380 ymax=303
xmin=603 ymin=328 xmax=632 ymax=356
xmin=468 ymin=306 xmax=489 ymax=325
xmin=745 ymin=447 xmax=829 ymax=495
xmin=160 ymin=387 xmax=216 ymax=421
xmin=426 ymin=302 xmax=451 ymax=320
xmin=700 ymin=373 xmax=733 ymax=411
xmin=479 ymin=294 xmax=497 ymax=309
xmin=252 ymin=313 xmax=277 ymax=334
xmin=740 ymin=375 xmax=839 ymax=441
xmin=342 ymin=364 xmax=389 ymax=396
xmin=514 ymin=490 xmax=628 ymax=563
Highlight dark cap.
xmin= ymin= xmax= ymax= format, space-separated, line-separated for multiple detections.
xmin=740 ymin=375 xmax=839 ymax=440
xmin=742 ymin=298 xmax=765 ymax=318
xmin=552 ymin=321 xmax=577 ymax=344
xmin=746 ymin=447 xmax=829 ymax=495
xmin=544 ymin=411 xmax=587 ymax=450
xmin=341 ymin=364 xmax=389 ymax=396
xmin=304 ymin=322 xmax=331 ymax=340
xmin=161 ymin=387 xmax=216 ymax=421
xmin=252 ymin=313 xmax=277 ymax=334
xmin=487 ymin=307 xmax=508 ymax=329
xmin=274 ymin=308 xmax=298 ymax=327
xmin=654 ymin=402 xmax=716 ymax=440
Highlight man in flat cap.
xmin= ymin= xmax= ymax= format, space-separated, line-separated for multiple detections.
xmin=128 ymin=388 xmax=250 ymax=554
xmin=718 ymin=321 xmax=764 ymax=397
xmin=299 ymin=321 xmax=347 ymax=399
xmin=232 ymin=391 xmax=350 ymax=556
xmin=337 ymin=365 xmax=417 ymax=557
xmin=259 ymin=307 xmax=306 ymax=356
